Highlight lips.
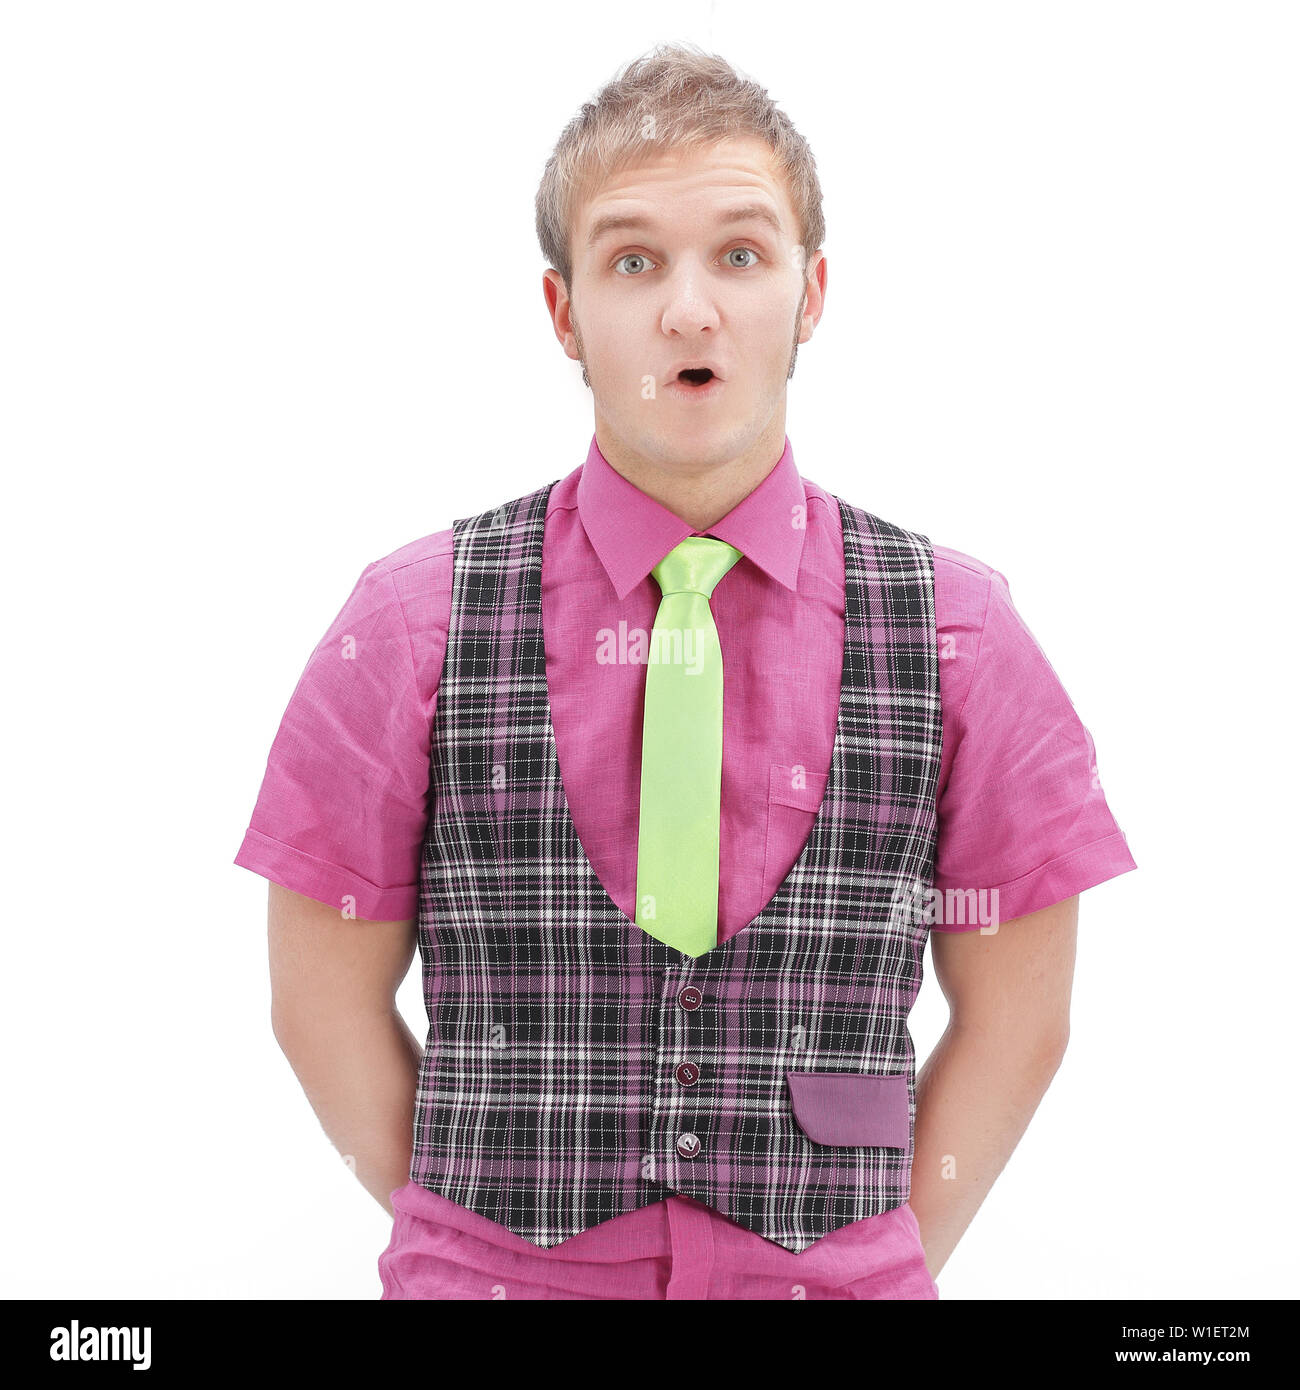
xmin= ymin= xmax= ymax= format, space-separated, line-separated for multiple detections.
xmin=663 ymin=371 xmax=725 ymax=401
xmin=665 ymin=361 xmax=724 ymax=388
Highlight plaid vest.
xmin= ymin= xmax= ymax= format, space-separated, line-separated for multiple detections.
xmin=410 ymin=480 xmax=942 ymax=1252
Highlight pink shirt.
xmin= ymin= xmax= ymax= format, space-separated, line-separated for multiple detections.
xmin=236 ymin=434 xmax=1136 ymax=1296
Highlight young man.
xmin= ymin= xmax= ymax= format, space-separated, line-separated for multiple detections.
xmin=236 ymin=43 xmax=1136 ymax=1300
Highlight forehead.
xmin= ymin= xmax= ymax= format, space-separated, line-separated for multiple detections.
xmin=575 ymin=136 xmax=796 ymax=248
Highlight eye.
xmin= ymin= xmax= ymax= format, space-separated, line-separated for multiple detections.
xmin=611 ymin=245 xmax=761 ymax=276
xmin=614 ymin=252 xmax=654 ymax=276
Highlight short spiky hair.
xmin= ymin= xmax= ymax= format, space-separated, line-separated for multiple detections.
xmin=535 ymin=42 xmax=825 ymax=293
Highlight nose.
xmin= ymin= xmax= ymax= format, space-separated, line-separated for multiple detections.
xmin=659 ymin=261 xmax=721 ymax=338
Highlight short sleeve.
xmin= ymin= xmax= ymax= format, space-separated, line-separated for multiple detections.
xmin=233 ymin=554 xmax=444 ymax=921
xmin=932 ymin=566 xmax=1137 ymax=930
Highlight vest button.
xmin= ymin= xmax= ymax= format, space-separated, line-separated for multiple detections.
xmin=676 ymin=1132 xmax=702 ymax=1159
xmin=674 ymin=1062 xmax=699 ymax=1087
xmin=677 ymin=985 xmax=702 ymax=1011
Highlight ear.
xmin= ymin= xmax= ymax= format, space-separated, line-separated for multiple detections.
xmin=798 ymin=249 xmax=828 ymax=342
xmin=542 ymin=268 xmax=580 ymax=361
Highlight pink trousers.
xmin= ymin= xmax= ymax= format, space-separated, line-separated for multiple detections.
xmin=378 ymin=1182 xmax=940 ymax=1300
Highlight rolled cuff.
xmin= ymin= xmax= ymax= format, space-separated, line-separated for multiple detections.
xmin=234 ymin=827 xmax=418 ymax=922
xmin=930 ymin=829 xmax=1137 ymax=932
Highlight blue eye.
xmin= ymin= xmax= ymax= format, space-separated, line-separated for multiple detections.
xmin=611 ymin=246 xmax=761 ymax=276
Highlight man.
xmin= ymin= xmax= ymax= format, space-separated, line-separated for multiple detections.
xmin=235 ymin=43 xmax=1136 ymax=1300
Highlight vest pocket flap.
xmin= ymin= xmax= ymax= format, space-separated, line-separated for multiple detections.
xmin=769 ymin=763 xmax=829 ymax=812
xmin=786 ymin=1071 xmax=910 ymax=1149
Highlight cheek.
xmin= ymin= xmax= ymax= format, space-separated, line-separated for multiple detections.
xmin=739 ymin=299 xmax=803 ymax=349
xmin=584 ymin=310 xmax=642 ymax=364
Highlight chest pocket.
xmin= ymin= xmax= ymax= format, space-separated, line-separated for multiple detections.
xmin=763 ymin=763 xmax=830 ymax=902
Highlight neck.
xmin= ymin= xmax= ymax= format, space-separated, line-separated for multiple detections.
xmin=594 ymin=413 xmax=787 ymax=532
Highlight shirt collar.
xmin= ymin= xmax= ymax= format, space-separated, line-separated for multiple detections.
xmin=576 ymin=434 xmax=807 ymax=600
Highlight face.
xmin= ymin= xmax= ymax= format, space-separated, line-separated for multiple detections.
xmin=542 ymin=135 xmax=826 ymax=479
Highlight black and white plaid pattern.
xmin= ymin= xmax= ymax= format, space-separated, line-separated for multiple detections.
xmin=410 ymin=481 xmax=943 ymax=1251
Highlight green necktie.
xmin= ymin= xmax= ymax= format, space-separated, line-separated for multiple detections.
xmin=634 ymin=536 xmax=743 ymax=958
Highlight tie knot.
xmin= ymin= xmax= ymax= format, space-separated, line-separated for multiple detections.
xmin=652 ymin=536 xmax=743 ymax=598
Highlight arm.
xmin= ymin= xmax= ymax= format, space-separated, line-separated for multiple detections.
xmin=907 ymin=894 xmax=1079 ymax=1278
xmin=267 ymin=881 xmax=423 ymax=1217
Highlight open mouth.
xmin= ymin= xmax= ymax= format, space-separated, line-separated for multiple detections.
xmin=666 ymin=367 xmax=724 ymax=400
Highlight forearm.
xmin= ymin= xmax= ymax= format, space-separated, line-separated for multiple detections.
xmin=273 ymin=1006 xmax=423 ymax=1217
xmin=907 ymin=1021 xmax=1068 ymax=1279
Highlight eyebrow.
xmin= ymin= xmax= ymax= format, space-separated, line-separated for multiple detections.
xmin=585 ymin=203 xmax=784 ymax=250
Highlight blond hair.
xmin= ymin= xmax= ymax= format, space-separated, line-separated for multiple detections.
xmin=535 ymin=42 xmax=825 ymax=293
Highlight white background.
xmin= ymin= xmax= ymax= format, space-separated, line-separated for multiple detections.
xmin=2 ymin=0 xmax=1294 ymax=1300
